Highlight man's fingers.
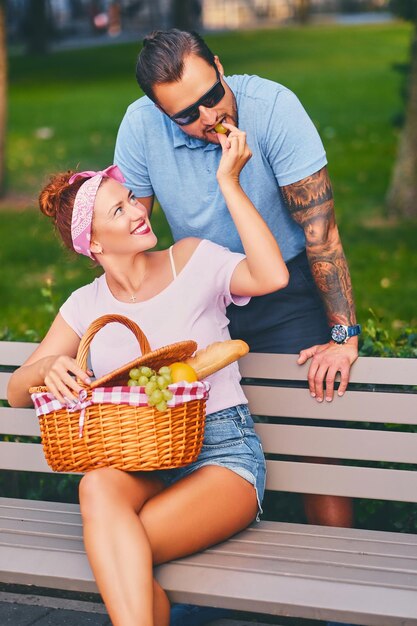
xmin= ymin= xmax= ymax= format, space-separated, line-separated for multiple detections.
xmin=217 ymin=132 xmax=230 ymax=150
xmin=337 ymin=365 xmax=350 ymax=397
xmin=221 ymin=121 xmax=238 ymax=132
xmin=307 ymin=359 xmax=320 ymax=397
xmin=313 ymin=364 xmax=327 ymax=402
xmin=298 ymin=345 xmax=319 ymax=364
xmin=324 ymin=367 xmax=338 ymax=402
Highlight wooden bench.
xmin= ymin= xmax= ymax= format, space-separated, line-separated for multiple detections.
xmin=1 ymin=340 xmax=417 ymax=625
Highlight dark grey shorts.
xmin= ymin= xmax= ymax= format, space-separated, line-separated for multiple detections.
xmin=227 ymin=250 xmax=330 ymax=354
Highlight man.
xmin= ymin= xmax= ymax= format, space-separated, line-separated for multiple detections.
xmin=114 ymin=28 xmax=358 ymax=625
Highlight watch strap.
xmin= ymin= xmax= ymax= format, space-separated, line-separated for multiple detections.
xmin=347 ymin=324 xmax=361 ymax=338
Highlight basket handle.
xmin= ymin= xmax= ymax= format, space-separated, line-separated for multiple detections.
xmin=76 ymin=314 xmax=152 ymax=372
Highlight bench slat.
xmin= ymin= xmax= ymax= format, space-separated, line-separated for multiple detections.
xmin=6 ymin=515 xmax=415 ymax=564
xmin=256 ymin=424 xmax=417 ymax=463
xmin=0 ymin=341 xmax=38 ymax=366
xmin=244 ymin=386 xmax=417 ymax=424
xmin=2 ymin=546 xmax=417 ymax=625
xmin=2 ymin=511 xmax=417 ymax=624
xmin=0 ymin=407 xmax=39 ymax=436
xmin=240 ymin=353 xmax=417 ymax=386
xmin=3 ymin=412 xmax=417 ymax=463
xmin=0 ymin=372 xmax=10 ymax=398
xmin=1 ymin=530 xmax=416 ymax=587
xmin=2 ymin=442 xmax=416 ymax=502
xmin=157 ymin=562 xmax=417 ymax=625
xmin=3 ymin=499 xmax=417 ymax=553
xmin=0 ymin=497 xmax=80 ymax=514
xmin=0 ymin=442 xmax=52 ymax=472
xmin=266 ymin=460 xmax=417 ymax=502
xmin=2 ymin=385 xmax=416 ymax=431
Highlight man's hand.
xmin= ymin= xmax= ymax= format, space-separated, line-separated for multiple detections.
xmin=298 ymin=341 xmax=358 ymax=402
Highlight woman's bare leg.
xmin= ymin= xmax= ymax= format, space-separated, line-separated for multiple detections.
xmin=140 ymin=465 xmax=259 ymax=566
xmin=79 ymin=467 xmax=167 ymax=626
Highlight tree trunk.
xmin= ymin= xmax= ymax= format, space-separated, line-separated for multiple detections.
xmin=387 ymin=25 xmax=417 ymax=219
xmin=294 ymin=0 xmax=311 ymax=24
xmin=0 ymin=0 xmax=7 ymax=197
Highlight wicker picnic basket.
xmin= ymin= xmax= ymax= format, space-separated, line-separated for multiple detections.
xmin=30 ymin=314 xmax=207 ymax=473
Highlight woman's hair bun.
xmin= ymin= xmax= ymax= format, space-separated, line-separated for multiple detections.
xmin=38 ymin=171 xmax=74 ymax=220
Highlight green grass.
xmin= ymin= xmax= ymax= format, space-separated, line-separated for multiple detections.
xmin=2 ymin=21 xmax=417 ymax=337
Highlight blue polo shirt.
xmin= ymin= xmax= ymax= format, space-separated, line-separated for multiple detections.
xmin=114 ymin=74 xmax=327 ymax=261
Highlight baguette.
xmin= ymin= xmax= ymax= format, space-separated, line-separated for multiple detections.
xmin=185 ymin=339 xmax=249 ymax=380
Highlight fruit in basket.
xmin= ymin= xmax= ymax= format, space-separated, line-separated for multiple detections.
xmin=129 ymin=368 xmax=141 ymax=380
xmin=128 ymin=364 xmax=176 ymax=412
xmin=185 ymin=340 xmax=249 ymax=379
xmin=169 ymin=362 xmax=198 ymax=383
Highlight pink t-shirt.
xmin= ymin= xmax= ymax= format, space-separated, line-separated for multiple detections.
xmin=60 ymin=240 xmax=250 ymax=415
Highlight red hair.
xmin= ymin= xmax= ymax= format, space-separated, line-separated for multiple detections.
xmin=38 ymin=171 xmax=85 ymax=253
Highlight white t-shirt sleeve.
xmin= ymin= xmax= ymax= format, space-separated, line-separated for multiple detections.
xmin=203 ymin=240 xmax=250 ymax=307
xmin=59 ymin=287 xmax=89 ymax=339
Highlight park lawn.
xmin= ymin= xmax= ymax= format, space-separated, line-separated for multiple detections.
xmin=2 ymin=21 xmax=417 ymax=337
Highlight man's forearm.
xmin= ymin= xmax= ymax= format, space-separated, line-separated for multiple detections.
xmin=305 ymin=233 xmax=356 ymax=326
xmin=281 ymin=166 xmax=356 ymax=327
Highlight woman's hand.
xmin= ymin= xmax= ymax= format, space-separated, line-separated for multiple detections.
xmin=42 ymin=355 xmax=91 ymax=405
xmin=216 ymin=123 xmax=252 ymax=186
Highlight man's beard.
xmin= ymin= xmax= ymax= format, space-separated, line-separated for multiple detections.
xmin=186 ymin=98 xmax=239 ymax=144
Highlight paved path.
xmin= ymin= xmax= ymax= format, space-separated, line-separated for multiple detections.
xmin=0 ymin=591 xmax=280 ymax=625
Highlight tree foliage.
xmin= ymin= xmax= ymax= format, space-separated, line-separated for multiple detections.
xmin=0 ymin=0 xmax=7 ymax=197
xmin=386 ymin=1 xmax=417 ymax=217
xmin=390 ymin=0 xmax=417 ymax=22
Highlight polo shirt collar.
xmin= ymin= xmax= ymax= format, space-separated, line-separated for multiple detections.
xmin=172 ymin=122 xmax=219 ymax=151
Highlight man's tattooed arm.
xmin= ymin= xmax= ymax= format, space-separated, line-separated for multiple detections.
xmin=281 ymin=166 xmax=356 ymax=327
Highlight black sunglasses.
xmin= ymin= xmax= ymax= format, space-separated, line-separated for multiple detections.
xmin=168 ymin=68 xmax=225 ymax=127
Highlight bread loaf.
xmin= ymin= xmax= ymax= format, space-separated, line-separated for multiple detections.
xmin=185 ymin=340 xmax=249 ymax=380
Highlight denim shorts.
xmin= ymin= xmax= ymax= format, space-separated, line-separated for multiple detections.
xmin=156 ymin=404 xmax=266 ymax=519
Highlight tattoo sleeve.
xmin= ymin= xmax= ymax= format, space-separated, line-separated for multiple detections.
xmin=281 ymin=166 xmax=356 ymax=326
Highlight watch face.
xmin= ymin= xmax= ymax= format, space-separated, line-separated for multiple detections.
xmin=331 ymin=324 xmax=347 ymax=343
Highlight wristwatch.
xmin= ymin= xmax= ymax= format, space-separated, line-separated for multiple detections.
xmin=330 ymin=324 xmax=361 ymax=344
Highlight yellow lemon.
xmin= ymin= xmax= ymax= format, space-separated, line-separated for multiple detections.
xmin=169 ymin=362 xmax=198 ymax=383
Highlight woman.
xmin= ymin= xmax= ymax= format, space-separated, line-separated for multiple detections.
xmin=8 ymin=125 xmax=289 ymax=626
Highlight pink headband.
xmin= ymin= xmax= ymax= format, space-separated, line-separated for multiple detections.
xmin=69 ymin=165 xmax=126 ymax=258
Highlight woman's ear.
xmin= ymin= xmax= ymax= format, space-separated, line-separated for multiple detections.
xmin=90 ymin=240 xmax=103 ymax=255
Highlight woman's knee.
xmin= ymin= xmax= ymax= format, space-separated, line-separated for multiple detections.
xmin=79 ymin=468 xmax=164 ymax=521
xmin=79 ymin=467 xmax=122 ymax=519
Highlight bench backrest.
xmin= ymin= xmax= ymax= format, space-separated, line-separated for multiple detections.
xmin=1 ymin=341 xmax=417 ymax=503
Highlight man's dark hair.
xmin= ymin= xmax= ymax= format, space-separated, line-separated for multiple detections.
xmin=136 ymin=29 xmax=216 ymax=102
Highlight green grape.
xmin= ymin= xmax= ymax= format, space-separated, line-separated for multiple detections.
xmin=127 ymin=379 xmax=138 ymax=386
xmin=138 ymin=375 xmax=149 ymax=386
xmin=157 ymin=375 xmax=169 ymax=389
xmin=162 ymin=389 xmax=173 ymax=401
xmin=145 ymin=381 xmax=157 ymax=395
xmin=158 ymin=366 xmax=171 ymax=376
xmin=155 ymin=400 xmax=167 ymax=412
xmin=129 ymin=368 xmax=141 ymax=380
xmin=147 ymin=396 xmax=157 ymax=406
xmin=149 ymin=374 xmax=157 ymax=382
xmin=150 ymin=389 xmax=163 ymax=404
xmin=163 ymin=373 xmax=172 ymax=383
xmin=140 ymin=366 xmax=153 ymax=378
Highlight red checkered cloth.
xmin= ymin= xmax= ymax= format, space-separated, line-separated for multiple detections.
xmin=32 ymin=381 xmax=210 ymax=438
